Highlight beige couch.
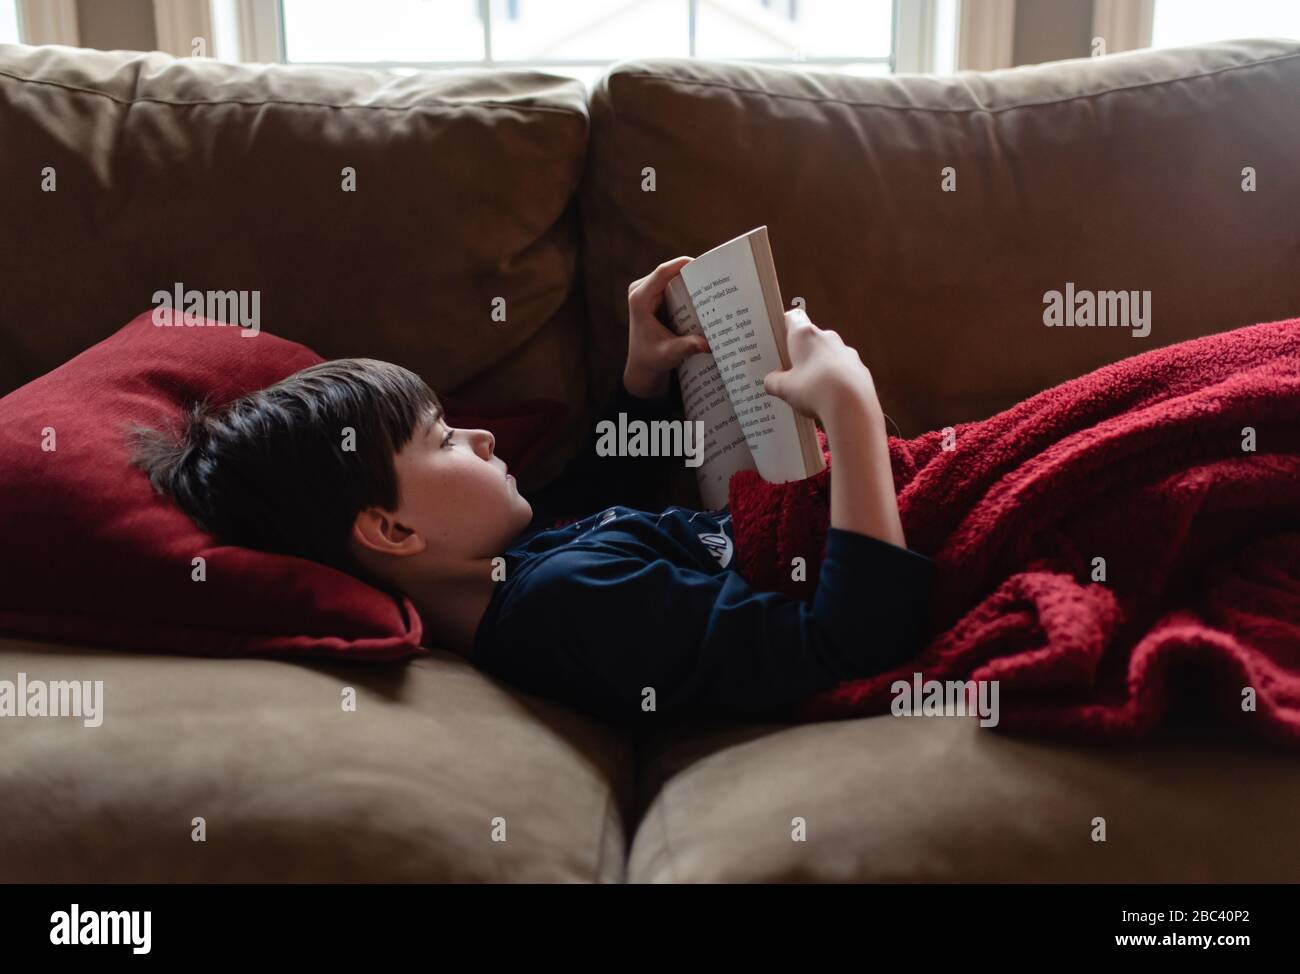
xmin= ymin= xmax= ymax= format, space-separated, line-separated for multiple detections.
xmin=2 ymin=39 xmax=1298 ymax=882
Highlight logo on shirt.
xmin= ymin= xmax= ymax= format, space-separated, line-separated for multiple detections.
xmin=697 ymin=531 xmax=733 ymax=569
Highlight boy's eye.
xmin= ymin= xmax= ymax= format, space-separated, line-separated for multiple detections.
xmin=441 ymin=428 xmax=455 ymax=447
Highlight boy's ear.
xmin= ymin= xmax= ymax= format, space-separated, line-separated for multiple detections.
xmin=352 ymin=508 xmax=426 ymax=558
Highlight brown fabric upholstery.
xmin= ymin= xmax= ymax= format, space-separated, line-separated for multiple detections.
xmin=582 ymin=41 xmax=1300 ymax=434
xmin=0 ymin=637 xmax=633 ymax=882
xmin=628 ymin=715 xmax=1300 ymax=882
xmin=594 ymin=40 xmax=1300 ymax=882
xmin=0 ymin=44 xmax=594 ymax=466
xmin=3 ymin=40 xmax=1299 ymax=882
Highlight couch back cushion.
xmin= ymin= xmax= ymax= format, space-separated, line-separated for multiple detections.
xmin=0 ymin=44 xmax=592 ymax=462
xmin=581 ymin=40 xmax=1300 ymax=433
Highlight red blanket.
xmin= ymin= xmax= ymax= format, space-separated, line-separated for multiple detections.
xmin=728 ymin=318 xmax=1300 ymax=747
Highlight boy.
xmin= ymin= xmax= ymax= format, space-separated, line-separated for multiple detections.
xmin=133 ymin=256 xmax=934 ymax=728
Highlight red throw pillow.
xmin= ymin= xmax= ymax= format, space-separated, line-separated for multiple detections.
xmin=0 ymin=310 xmax=566 ymax=660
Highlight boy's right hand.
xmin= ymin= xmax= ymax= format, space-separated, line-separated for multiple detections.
xmin=762 ymin=309 xmax=880 ymax=425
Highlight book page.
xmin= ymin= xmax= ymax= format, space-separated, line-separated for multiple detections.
xmin=664 ymin=276 xmax=756 ymax=510
xmin=678 ymin=234 xmax=810 ymax=485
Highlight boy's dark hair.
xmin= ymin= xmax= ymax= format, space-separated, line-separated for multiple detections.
xmin=129 ymin=358 xmax=441 ymax=573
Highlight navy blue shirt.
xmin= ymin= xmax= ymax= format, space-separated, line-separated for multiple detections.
xmin=470 ymin=377 xmax=936 ymax=729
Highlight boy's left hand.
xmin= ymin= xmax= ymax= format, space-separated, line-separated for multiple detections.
xmin=624 ymin=256 xmax=711 ymax=399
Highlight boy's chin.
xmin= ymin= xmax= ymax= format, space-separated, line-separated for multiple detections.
xmin=514 ymin=495 xmax=534 ymax=525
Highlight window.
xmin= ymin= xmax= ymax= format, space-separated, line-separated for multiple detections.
xmin=5 ymin=0 xmax=81 ymax=46
xmin=1151 ymin=0 xmax=1300 ymax=48
xmin=262 ymin=0 xmax=959 ymax=85
xmin=1 ymin=0 xmax=20 ymax=44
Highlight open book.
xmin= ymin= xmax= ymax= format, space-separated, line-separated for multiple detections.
xmin=664 ymin=225 xmax=827 ymax=510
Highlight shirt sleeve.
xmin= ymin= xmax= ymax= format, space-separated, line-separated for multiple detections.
xmin=474 ymin=527 xmax=936 ymax=728
xmin=524 ymin=376 xmax=682 ymax=527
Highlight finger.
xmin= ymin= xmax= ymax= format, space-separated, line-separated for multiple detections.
xmin=629 ymin=256 xmax=693 ymax=309
xmin=785 ymin=308 xmax=816 ymax=333
xmin=790 ymin=308 xmax=821 ymax=330
xmin=664 ymin=334 xmax=710 ymax=366
xmin=635 ymin=307 xmax=681 ymax=346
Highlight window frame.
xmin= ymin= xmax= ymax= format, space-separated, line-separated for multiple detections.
xmin=955 ymin=0 xmax=1015 ymax=71
xmin=1091 ymin=0 xmax=1154 ymax=55
xmin=200 ymin=0 xmax=975 ymax=74
xmin=15 ymin=0 xmax=80 ymax=46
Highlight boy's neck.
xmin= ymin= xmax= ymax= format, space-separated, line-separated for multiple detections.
xmin=400 ymin=557 xmax=500 ymax=659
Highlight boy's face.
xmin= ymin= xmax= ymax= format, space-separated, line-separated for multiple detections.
xmin=389 ymin=411 xmax=533 ymax=558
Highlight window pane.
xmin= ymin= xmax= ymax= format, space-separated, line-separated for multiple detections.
xmin=1152 ymin=0 xmax=1300 ymax=48
xmin=1 ymin=0 xmax=20 ymax=44
xmin=490 ymin=0 xmax=688 ymax=61
xmin=695 ymin=0 xmax=892 ymax=60
xmin=277 ymin=0 xmax=912 ymax=69
xmin=283 ymin=0 xmax=486 ymax=63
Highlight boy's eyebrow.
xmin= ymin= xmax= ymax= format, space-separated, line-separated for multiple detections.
xmin=424 ymin=404 xmax=444 ymax=436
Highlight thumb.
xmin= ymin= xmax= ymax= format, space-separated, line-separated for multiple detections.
xmin=672 ymin=334 xmax=710 ymax=361
xmin=763 ymin=369 xmax=785 ymax=398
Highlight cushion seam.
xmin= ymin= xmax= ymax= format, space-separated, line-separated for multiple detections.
xmin=0 ymin=67 xmax=587 ymax=120
xmin=606 ymin=48 xmax=1300 ymax=115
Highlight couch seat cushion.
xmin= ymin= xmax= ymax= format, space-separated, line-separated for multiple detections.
xmin=628 ymin=714 xmax=1300 ymax=882
xmin=0 ymin=637 xmax=633 ymax=882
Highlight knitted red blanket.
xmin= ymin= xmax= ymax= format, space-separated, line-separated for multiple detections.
xmin=728 ymin=318 xmax=1300 ymax=747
